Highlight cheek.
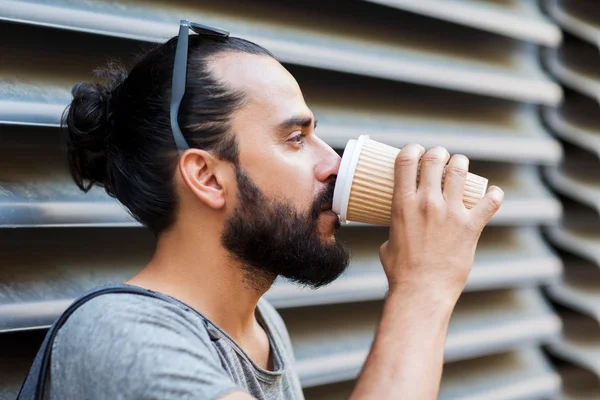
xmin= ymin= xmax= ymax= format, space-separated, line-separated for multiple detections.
xmin=248 ymin=154 xmax=317 ymax=210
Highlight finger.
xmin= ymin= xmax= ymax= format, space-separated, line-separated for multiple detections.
xmin=393 ymin=143 xmax=426 ymax=199
xmin=471 ymin=186 xmax=504 ymax=226
xmin=418 ymin=146 xmax=450 ymax=197
xmin=443 ymin=154 xmax=469 ymax=205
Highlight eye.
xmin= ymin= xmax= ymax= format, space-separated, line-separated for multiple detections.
xmin=289 ymin=132 xmax=307 ymax=146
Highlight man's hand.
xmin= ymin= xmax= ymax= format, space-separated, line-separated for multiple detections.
xmin=350 ymin=144 xmax=503 ymax=400
xmin=380 ymin=144 xmax=503 ymax=307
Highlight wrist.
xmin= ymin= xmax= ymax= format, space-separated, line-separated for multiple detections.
xmin=386 ymin=283 xmax=458 ymax=318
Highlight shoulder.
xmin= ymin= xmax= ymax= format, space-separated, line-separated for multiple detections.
xmin=49 ymin=293 xmax=239 ymax=399
xmin=51 ymin=293 xmax=220 ymax=371
xmin=56 ymin=292 xmax=211 ymax=344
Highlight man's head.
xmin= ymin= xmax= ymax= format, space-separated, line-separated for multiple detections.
xmin=65 ymin=31 xmax=350 ymax=289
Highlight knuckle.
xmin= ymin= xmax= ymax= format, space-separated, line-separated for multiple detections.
xmin=487 ymin=196 xmax=502 ymax=212
xmin=445 ymin=165 xmax=468 ymax=179
xmin=392 ymin=195 xmax=414 ymax=217
xmin=465 ymin=221 xmax=482 ymax=237
xmin=447 ymin=207 xmax=464 ymax=221
xmin=395 ymin=152 xmax=418 ymax=169
xmin=421 ymin=147 xmax=448 ymax=164
xmin=419 ymin=193 xmax=442 ymax=213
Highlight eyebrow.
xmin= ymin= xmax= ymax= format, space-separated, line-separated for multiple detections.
xmin=278 ymin=115 xmax=318 ymax=131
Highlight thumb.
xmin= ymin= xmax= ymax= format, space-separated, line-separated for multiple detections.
xmin=471 ymin=186 xmax=504 ymax=227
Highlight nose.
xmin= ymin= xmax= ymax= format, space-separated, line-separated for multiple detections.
xmin=314 ymin=137 xmax=342 ymax=184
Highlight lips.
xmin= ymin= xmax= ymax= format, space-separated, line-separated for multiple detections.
xmin=320 ymin=203 xmax=333 ymax=212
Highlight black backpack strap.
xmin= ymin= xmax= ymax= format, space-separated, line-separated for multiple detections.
xmin=17 ymin=285 xmax=172 ymax=400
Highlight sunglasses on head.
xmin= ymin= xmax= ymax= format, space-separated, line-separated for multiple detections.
xmin=170 ymin=20 xmax=230 ymax=153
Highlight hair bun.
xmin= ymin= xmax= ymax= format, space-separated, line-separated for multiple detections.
xmin=64 ymin=65 xmax=127 ymax=192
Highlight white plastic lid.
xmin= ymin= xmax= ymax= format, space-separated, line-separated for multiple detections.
xmin=332 ymin=135 xmax=370 ymax=223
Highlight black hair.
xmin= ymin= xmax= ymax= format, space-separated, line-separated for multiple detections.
xmin=63 ymin=34 xmax=275 ymax=236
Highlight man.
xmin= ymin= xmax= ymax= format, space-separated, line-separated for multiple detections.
xmin=47 ymin=21 xmax=503 ymax=399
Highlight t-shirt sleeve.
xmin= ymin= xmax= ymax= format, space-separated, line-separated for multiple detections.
xmin=47 ymin=294 xmax=244 ymax=400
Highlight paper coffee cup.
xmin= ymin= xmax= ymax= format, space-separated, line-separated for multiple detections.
xmin=332 ymin=136 xmax=488 ymax=225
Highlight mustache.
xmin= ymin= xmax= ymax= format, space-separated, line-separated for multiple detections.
xmin=311 ymin=181 xmax=336 ymax=219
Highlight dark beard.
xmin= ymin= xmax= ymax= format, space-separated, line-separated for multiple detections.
xmin=221 ymin=167 xmax=350 ymax=290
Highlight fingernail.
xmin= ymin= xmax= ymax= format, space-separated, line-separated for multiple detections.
xmin=489 ymin=186 xmax=504 ymax=197
xmin=455 ymin=156 xmax=468 ymax=170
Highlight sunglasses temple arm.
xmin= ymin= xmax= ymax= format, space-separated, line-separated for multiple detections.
xmin=170 ymin=22 xmax=191 ymax=152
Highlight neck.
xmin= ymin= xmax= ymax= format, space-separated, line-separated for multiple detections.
xmin=126 ymin=221 xmax=274 ymax=342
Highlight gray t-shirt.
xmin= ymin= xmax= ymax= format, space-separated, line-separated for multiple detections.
xmin=46 ymin=287 xmax=304 ymax=400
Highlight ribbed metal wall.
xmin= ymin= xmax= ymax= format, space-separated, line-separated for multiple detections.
xmin=0 ymin=0 xmax=586 ymax=398
xmin=542 ymin=0 xmax=600 ymax=398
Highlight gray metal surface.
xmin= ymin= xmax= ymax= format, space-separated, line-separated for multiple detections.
xmin=0 ymin=0 xmax=562 ymax=104
xmin=0 ymin=330 xmax=46 ymax=400
xmin=557 ymin=360 xmax=600 ymax=400
xmin=0 ymin=127 xmax=135 ymax=227
xmin=365 ymin=0 xmax=561 ymax=46
xmin=0 ymin=0 xmax=574 ymax=398
xmin=544 ymin=146 xmax=600 ymax=214
xmin=544 ymin=2 xmax=600 ymax=394
xmin=545 ymin=0 xmax=600 ymax=47
xmin=280 ymin=288 xmax=560 ymax=388
xmin=304 ymin=347 xmax=561 ymax=400
xmin=0 ymin=226 xmax=561 ymax=332
xmin=542 ymin=38 xmax=600 ymax=103
xmin=0 ymin=126 xmax=561 ymax=227
xmin=547 ymin=310 xmax=600 ymax=379
xmin=546 ymin=254 xmax=600 ymax=322
xmin=543 ymin=92 xmax=600 ymax=159
xmin=0 ymin=227 xmax=154 ymax=332
xmin=268 ymin=227 xmax=562 ymax=309
xmin=546 ymin=199 xmax=600 ymax=268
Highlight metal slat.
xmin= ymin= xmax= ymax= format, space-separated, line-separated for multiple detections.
xmin=0 ymin=160 xmax=561 ymax=228
xmin=0 ymin=227 xmax=154 ymax=332
xmin=0 ymin=146 xmax=136 ymax=227
xmin=547 ymin=309 xmax=600 ymax=381
xmin=280 ymin=288 xmax=560 ymax=388
xmin=547 ymin=254 xmax=600 ymax=322
xmin=545 ymin=4 xmax=600 ymax=397
xmin=439 ymin=348 xmax=561 ymax=400
xmin=556 ymin=360 xmax=600 ymax=400
xmin=303 ymin=347 xmax=561 ymax=400
xmin=543 ymin=92 xmax=600 ymax=159
xmin=268 ymin=227 xmax=561 ymax=308
xmin=0 ymin=226 xmax=560 ymax=332
xmin=0 ymin=0 xmax=570 ymax=397
xmin=0 ymin=125 xmax=137 ymax=227
xmin=364 ymin=0 xmax=561 ymax=46
xmin=0 ymin=0 xmax=562 ymax=104
xmin=0 ymin=340 xmax=562 ymax=400
xmin=543 ymin=36 xmax=600 ymax=103
xmin=545 ymin=0 xmax=600 ymax=47
xmin=0 ymin=21 xmax=563 ymax=164
xmin=472 ymin=162 xmax=561 ymax=226
xmin=546 ymin=202 xmax=600 ymax=266
xmin=0 ymin=330 xmax=46 ymax=400
xmin=295 ymin=66 xmax=561 ymax=164
xmin=0 ymin=21 xmax=150 ymax=127
xmin=0 ymin=127 xmax=561 ymax=227
xmin=544 ymin=144 xmax=600 ymax=214
xmin=545 ymin=203 xmax=600 ymax=324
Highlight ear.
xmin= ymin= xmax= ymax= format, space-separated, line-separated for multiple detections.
xmin=178 ymin=149 xmax=227 ymax=210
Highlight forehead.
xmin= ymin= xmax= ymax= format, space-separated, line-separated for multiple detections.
xmin=209 ymin=52 xmax=310 ymax=123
